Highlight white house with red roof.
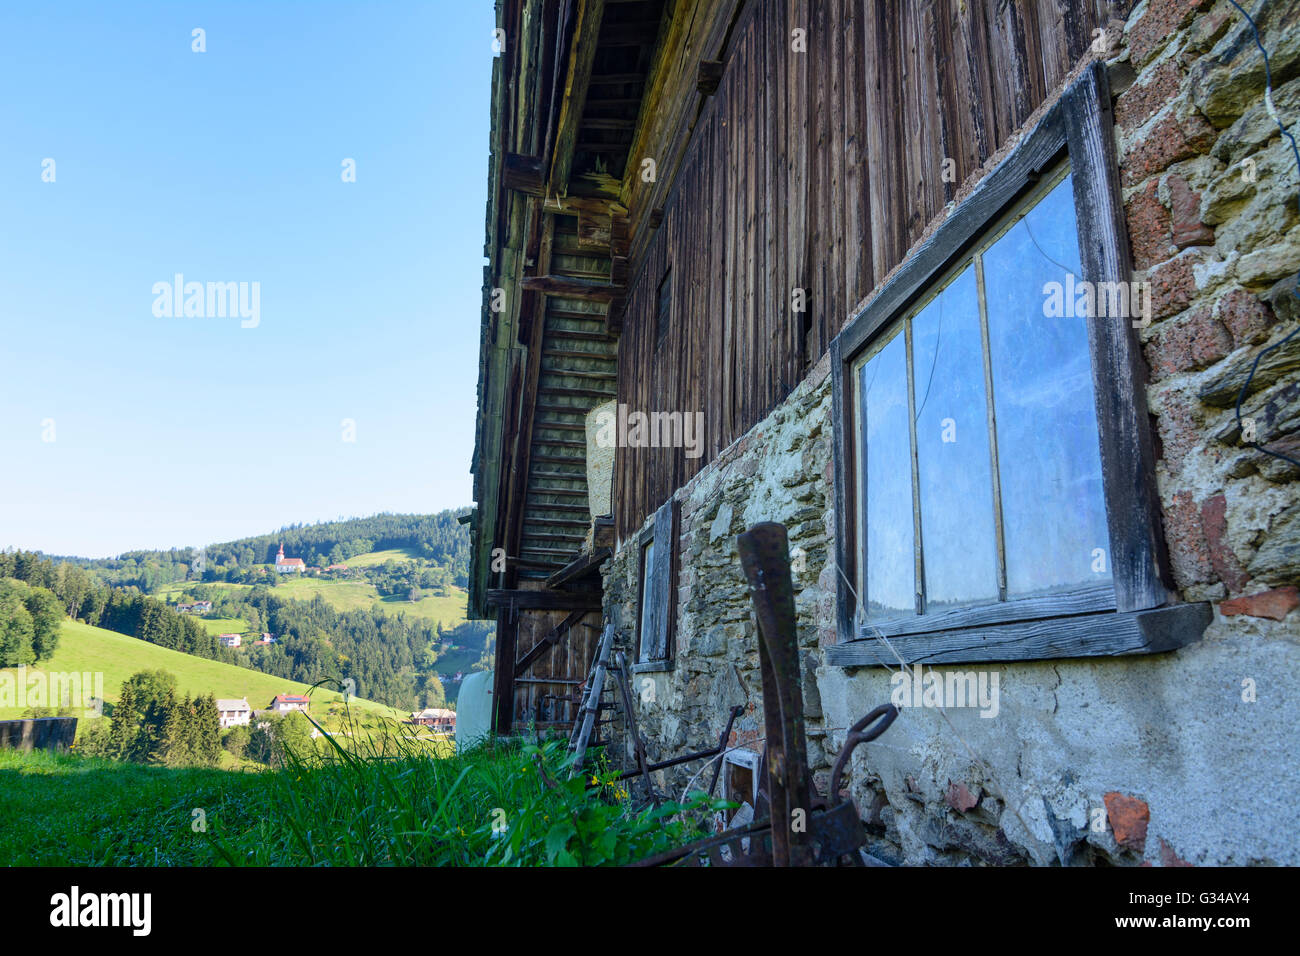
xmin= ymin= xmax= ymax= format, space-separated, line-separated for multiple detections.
xmin=268 ymin=693 xmax=310 ymax=713
xmin=274 ymin=543 xmax=306 ymax=574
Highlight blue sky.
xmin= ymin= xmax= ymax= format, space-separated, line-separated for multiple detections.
xmin=0 ymin=1 xmax=495 ymax=557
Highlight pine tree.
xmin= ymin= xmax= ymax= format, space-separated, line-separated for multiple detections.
xmin=156 ymin=689 xmax=186 ymax=765
xmin=199 ymin=693 xmax=222 ymax=766
xmin=107 ymin=682 xmax=136 ymax=760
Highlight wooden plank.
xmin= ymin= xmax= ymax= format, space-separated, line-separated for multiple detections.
xmin=492 ymin=605 xmax=517 ymax=732
xmin=856 ymin=585 xmax=1115 ymax=639
xmin=550 ymin=0 xmax=608 ymax=195
xmin=521 ymin=275 xmax=623 ymax=302
xmin=513 ymin=608 xmax=587 ymax=677
xmin=826 ymin=602 xmax=1212 ymax=668
xmin=486 ymin=589 xmax=603 ymax=610
xmin=546 ymin=547 xmax=613 ymax=589
xmin=503 ymin=152 xmax=545 ymax=194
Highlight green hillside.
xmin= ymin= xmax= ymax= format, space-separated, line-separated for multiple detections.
xmin=158 ymin=570 xmax=470 ymax=628
xmin=0 ymin=620 xmax=404 ymax=728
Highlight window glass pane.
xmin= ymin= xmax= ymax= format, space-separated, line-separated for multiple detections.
xmin=911 ymin=265 xmax=999 ymax=610
xmin=638 ymin=539 xmax=655 ymax=654
xmin=982 ymin=174 xmax=1111 ymax=598
xmin=857 ymin=330 xmax=914 ymax=621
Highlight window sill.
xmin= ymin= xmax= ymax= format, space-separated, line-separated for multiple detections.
xmin=826 ymin=602 xmax=1211 ymax=668
xmin=630 ymin=660 xmax=674 ymax=675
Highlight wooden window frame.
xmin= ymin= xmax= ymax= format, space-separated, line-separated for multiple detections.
xmin=827 ymin=64 xmax=1210 ymax=668
xmin=633 ymin=497 xmax=677 ymax=673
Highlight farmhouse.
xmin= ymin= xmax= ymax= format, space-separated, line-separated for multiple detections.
xmin=268 ymin=693 xmax=310 ymax=714
xmin=218 ymin=633 xmax=241 ymax=648
xmin=469 ymin=0 xmax=1300 ymax=866
xmin=216 ymin=698 xmax=251 ymax=728
xmin=410 ymin=707 xmax=456 ymax=733
xmin=275 ymin=543 xmax=306 ymax=573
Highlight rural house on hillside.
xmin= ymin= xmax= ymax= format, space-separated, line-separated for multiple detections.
xmin=216 ymin=698 xmax=252 ymax=729
xmin=468 ymin=0 xmax=1300 ymax=866
xmin=268 ymin=694 xmax=310 ymax=714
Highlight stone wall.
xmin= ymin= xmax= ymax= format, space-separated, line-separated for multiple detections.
xmin=601 ymin=0 xmax=1300 ymax=865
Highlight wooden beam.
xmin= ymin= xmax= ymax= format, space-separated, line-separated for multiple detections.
xmin=521 ymin=275 xmax=623 ymax=302
xmin=492 ymin=605 xmax=516 ymax=732
xmin=513 ymin=609 xmax=588 ymax=677
xmin=547 ymin=547 xmax=612 ymax=590
xmin=825 ymin=603 xmax=1212 ymax=668
xmin=487 ymin=589 xmax=603 ymax=610
xmin=549 ymin=0 xmax=607 ymax=196
xmin=503 ymin=152 xmax=545 ymax=194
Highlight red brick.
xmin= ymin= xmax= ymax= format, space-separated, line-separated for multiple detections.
xmin=1145 ymin=305 xmax=1232 ymax=379
xmin=1200 ymin=494 xmax=1251 ymax=593
xmin=946 ymin=781 xmax=980 ymax=812
xmin=1129 ymin=0 xmax=1212 ymax=66
xmin=1163 ymin=490 xmax=1215 ymax=588
xmin=1167 ymin=174 xmax=1215 ymax=249
xmin=1104 ymin=792 xmax=1151 ymax=852
xmin=1159 ymin=837 xmax=1195 ymax=867
xmin=1116 ymin=61 xmax=1184 ymax=133
xmin=1219 ymin=586 xmax=1299 ymax=621
xmin=1126 ymin=180 xmax=1173 ymax=270
xmin=1147 ymin=254 xmax=1198 ymax=322
xmin=1123 ymin=111 xmax=1217 ymax=187
xmin=1216 ymin=287 xmax=1277 ymax=348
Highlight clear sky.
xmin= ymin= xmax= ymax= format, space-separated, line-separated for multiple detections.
xmin=0 ymin=1 xmax=495 ymax=558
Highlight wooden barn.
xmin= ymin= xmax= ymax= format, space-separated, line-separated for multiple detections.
xmin=470 ymin=0 xmax=1300 ymax=865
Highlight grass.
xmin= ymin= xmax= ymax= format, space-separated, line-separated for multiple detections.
xmin=198 ymin=616 xmax=248 ymax=636
xmin=0 ymin=732 xmax=728 ymax=866
xmin=339 ymin=547 xmax=423 ymax=567
xmin=0 ymin=749 xmax=267 ymax=865
xmin=156 ymin=581 xmax=252 ymax=600
xmin=159 ymin=571 xmax=471 ymax=629
xmin=0 ymin=620 xmax=405 ymax=729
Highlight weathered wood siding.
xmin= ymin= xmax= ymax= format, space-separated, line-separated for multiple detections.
xmin=507 ymin=608 xmax=604 ymax=727
xmin=614 ymin=0 xmax=1125 ymax=538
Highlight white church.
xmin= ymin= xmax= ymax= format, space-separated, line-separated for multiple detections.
xmin=274 ymin=543 xmax=306 ymax=574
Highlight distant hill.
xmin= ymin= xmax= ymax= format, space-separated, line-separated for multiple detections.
xmin=4 ymin=512 xmax=493 ymax=712
xmin=42 ymin=510 xmax=472 ymax=594
xmin=0 ymin=620 xmax=404 ymax=731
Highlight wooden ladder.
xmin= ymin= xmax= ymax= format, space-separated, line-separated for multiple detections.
xmin=568 ymin=622 xmax=615 ymax=773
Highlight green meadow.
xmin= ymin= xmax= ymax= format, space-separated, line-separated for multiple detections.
xmin=0 ymin=620 xmax=404 ymax=729
xmin=157 ymin=554 xmax=470 ymax=629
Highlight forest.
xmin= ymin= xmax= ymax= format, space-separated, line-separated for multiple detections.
xmin=41 ymin=511 xmax=472 ymax=593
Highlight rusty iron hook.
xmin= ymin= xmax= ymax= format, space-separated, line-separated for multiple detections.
xmin=827 ymin=704 xmax=899 ymax=802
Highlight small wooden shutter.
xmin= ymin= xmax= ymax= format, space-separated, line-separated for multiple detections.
xmin=639 ymin=497 xmax=677 ymax=663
